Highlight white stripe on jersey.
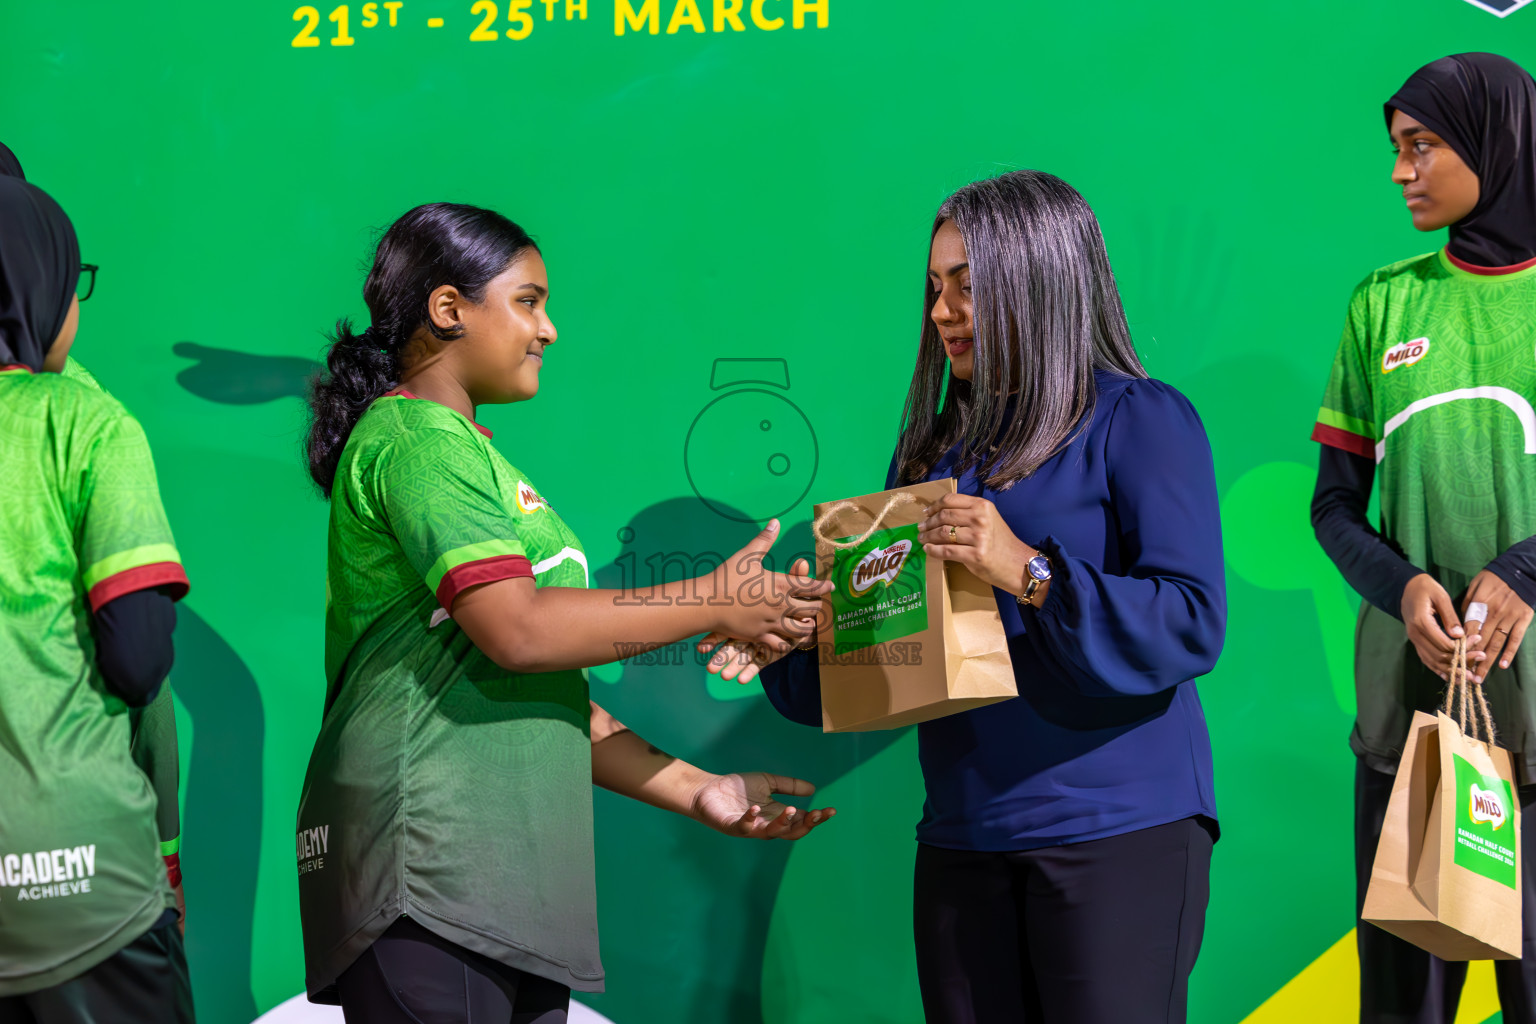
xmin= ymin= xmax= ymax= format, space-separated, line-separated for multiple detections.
xmin=1377 ymin=386 xmax=1536 ymax=462
xmin=533 ymin=546 xmax=589 ymax=586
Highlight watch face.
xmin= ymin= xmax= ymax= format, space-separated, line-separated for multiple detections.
xmin=1028 ymin=555 xmax=1052 ymax=581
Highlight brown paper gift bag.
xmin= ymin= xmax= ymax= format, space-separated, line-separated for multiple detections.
xmin=1362 ymin=639 xmax=1523 ymax=960
xmin=807 ymin=478 xmax=1016 ymax=733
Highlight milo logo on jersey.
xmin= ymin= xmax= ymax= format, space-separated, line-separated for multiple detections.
xmin=829 ymin=522 xmax=928 ymax=654
xmin=515 ymin=480 xmax=551 ymax=514
xmin=2 ymin=844 xmax=97 ymax=901
xmin=296 ymin=825 xmax=330 ymax=876
xmin=1452 ymin=754 xmax=1517 ymax=888
xmin=1382 ymin=337 xmax=1430 ymax=373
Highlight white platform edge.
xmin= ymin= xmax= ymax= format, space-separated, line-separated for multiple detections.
xmin=253 ymin=992 xmax=618 ymax=1023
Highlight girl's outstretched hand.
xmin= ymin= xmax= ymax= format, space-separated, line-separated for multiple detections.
xmin=707 ymin=522 xmax=830 ymax=649
xmin=689 ymin=771 xmax=836 ymax=840
xmin=699 ymin=557 xmax=821 ymax=685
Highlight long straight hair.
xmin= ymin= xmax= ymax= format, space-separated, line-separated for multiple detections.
xmin=894 ymin=170 xmax=1146 ymax=488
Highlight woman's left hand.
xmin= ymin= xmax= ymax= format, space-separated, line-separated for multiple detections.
xmin=689 ymin=772 xmax=836 ymax=840
xmin=918 ymin=493 xmax=1033 ymax=596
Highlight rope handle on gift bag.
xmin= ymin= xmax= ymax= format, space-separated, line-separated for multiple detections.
xmin=1442 ymin=636 xmax=1499 ymax=746
xmin=811 ymin=491 xmax=922 ymax=550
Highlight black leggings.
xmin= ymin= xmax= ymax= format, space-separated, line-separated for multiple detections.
xmin=913 ymin=817 xmax=1214 ymax=1024
xmin=0 ymin=910 xmax=194 ymax=1024
xmin=337 ymin=916 xmax=570 ymax=1024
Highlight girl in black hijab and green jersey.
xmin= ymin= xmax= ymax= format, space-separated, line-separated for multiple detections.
xmin=0 ymin=177 xmax=192 ymax=1020
xmin=1312 ymin=52 xmax=1536 ymax=1022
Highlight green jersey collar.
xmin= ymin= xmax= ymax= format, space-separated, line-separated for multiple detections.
xmin=379 ymin=387 xmax=494 ymax=438
xmin=1440 ymin=247 xmax=1536 ymax=282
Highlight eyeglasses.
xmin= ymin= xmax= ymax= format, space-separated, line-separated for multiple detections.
xmin=77 ymin=264 xmax=98 ymax=302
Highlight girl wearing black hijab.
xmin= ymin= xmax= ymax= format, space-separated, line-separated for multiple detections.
xmin=0 ymin=147 xmax=193 ymax=1018
xmin=0 ymin=176 xmax=194 ymax=1022
xmin=1311 ymin=52 xmax=1536 ymax=1022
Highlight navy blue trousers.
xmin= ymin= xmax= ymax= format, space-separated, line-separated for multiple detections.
xmin=913 ymin=817 xmax=1214 ymax=1024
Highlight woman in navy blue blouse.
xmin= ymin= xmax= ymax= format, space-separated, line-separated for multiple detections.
xmin=703 ymin=170 xmax=1227 ymax=1023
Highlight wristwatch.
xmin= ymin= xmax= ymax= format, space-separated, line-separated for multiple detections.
xmin=1016 ymin=552 xmax=1053 ymax=608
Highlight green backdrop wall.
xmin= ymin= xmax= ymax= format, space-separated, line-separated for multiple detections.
xmin=5 ymin=1 xmax=1536 ymax=1021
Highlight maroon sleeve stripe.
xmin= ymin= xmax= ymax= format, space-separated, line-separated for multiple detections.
xmin=435 ymin=554 xmax=535 ymax=611
xmin=1311 ymin=423 xmax=1376 ymax=460
xmin=88 ymin=562 xmax=190 ymax=613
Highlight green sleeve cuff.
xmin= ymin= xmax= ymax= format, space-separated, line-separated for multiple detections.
xmin=160 ymin=836 xmax=180 ymax=856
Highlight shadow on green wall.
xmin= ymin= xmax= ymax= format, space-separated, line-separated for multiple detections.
xmin=584 ymin=497 xmax=906 ymax=1024
xmin=174 ymin=605 xmax=265 ymax=1024
xmin=173 ymin=342 xmax=320 ymax=406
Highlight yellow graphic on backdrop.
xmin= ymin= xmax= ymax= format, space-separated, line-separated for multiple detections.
xmin=1241 ymin=929 xmax=1500 ymax=1024
xmin=289 ymin=0 xmax=826 ymax=46
xmin=616 ymin=0 xmax=826 ymax=34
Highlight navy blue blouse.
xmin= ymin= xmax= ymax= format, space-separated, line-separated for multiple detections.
xmin=760 ymin=372 xmax=1226 ymax=851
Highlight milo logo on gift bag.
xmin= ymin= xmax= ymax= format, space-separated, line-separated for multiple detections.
xmin=849 ymin=540 xmax=913 ymax=595
xmin=1453 ymin=755 xmax=1517 ymax=888
xmin=829 ymin=523 xmax=928 ymax=654
xmin=1471 ymin=785 xmax=1508 ymax=830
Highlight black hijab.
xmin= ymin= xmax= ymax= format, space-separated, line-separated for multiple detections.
xmin=0 ymin=143 xmax=23 ymax=179
xmin=0 ymin=176 xmax=80 ymax=371
xmin=1387 ymin=52 xmax=1536 ymax=268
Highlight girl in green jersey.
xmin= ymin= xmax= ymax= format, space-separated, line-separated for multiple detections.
xmin=1312 ymin=52 xmax=1536 ymax=1023
xmin=298 ymin=202 xmax=834 ymax=1023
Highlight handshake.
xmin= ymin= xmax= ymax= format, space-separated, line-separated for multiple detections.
xmin=681 ymin=519 xmax=831 ymax=686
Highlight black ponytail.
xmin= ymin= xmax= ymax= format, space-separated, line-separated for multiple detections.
xmin=305 ymin=203 xmax=537 ymax=496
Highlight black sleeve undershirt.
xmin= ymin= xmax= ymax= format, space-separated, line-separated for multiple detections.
xmin=1491 ymin=541 xmax=1536 ymax=610
xmin=1311 ymin=445 xmax=1536 ymax=618
xmin=92 ymin=586 xmax=177 ymax=706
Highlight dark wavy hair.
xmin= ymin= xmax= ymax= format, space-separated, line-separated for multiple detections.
xmin=894 ymin=170 xmax=1146 ymax=489
xmin=305 ymin=203 xmax=537 ymax=496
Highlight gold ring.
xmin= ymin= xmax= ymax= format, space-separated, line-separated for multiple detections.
xmin=948 ymin=525 xmax=957 ymax=540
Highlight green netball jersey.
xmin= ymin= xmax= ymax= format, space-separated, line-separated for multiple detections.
xmin=297 ymin=392 xmax=601 ymax=999
xmin=61 ymin=357 xmax=105 ymax=393
xmin=59 ymin=359 xmax=183 ymax=858
xmin=0 ymin=367 xmax=189 ymax=995
xmin=1314 ymin=249 xmax=1536 ymax=778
